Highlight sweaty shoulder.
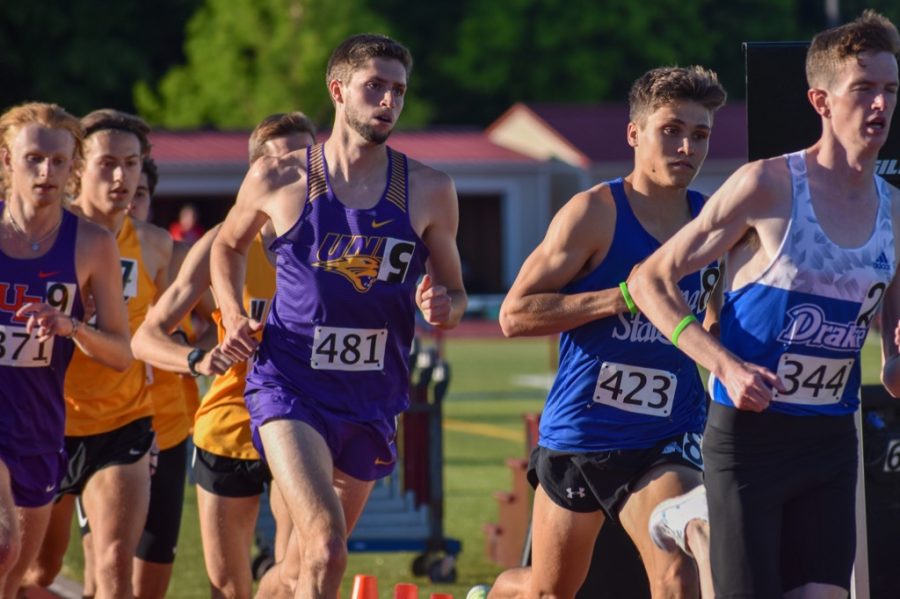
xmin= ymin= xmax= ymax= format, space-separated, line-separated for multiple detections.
xmin=74 ymin=213 xmax=117 ymax=252
xmin=406 ymin=159 xmax=457 ymax=236
xmin=557 ymin=182 xmax=616 ymax=237
xmin=74 ymin=215 xmax=119 ymax=278
xmin=133 ymin=218 xmax=173 ymax=251
xmin=712 ymin=156 xmax=791 ymax=221
xmin=885 ymin=180 xmax=900 ymax=242
xmin=407 ymin=158 xmax=454 ymax=198
xmin=248 ymin=149 xmax=309 ymax=196
xmin=544 ymin=182 xmax=616 ymax=268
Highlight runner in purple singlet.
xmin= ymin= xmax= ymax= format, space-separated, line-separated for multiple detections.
xmin=0 ymin=102 xmax=131 ymax=597
xmin=211 ymin=34 xmax=468 ymax=598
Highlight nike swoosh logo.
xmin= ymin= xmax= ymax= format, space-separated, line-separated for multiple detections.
xmin=371 ymin=219 xmax=395 ymax=229
xmin=374 ymin=457 xmax=395 ymax=466
xmin=38 ymin=271 xmax=61 ymax=279
xmin=45 ymin=484 xmax=56 ymax=493
xmin=129 ymin=448 xmax=143 ymax=456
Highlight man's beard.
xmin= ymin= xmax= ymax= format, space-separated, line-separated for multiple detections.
xmin=346 ymin=110 xmax=392 ymax=145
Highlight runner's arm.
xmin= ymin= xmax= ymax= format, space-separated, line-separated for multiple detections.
xmin=74 ymin=222 xmax=133 ymax=370
xmin=628 ymin=162 xmax=783 ymax=411
xmin=133 ymin=226 xmax=230 ymax=375
xmin=499 ymin=188 xmax=622 ymax=337
xmin=879 ymin=187 xmax=900 ymax=397
xmin=417 ymin=171 xmax=467 ymax=329
xmin=211 ymin=163 xmax=276 ymax=359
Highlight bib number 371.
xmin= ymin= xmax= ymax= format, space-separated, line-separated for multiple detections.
xmin=311 ymin=326 xmax=387 ymax=371
xmin=593 ymin=362 xmax=676 ymax=417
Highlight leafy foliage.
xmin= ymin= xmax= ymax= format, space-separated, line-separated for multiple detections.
xmin=133 ymin=0 xmax=433 ymax=129
xmin=1 ymin=1 xmax=897 ymax=128
xmin=0 ymin=0 xmax=199 ymax=116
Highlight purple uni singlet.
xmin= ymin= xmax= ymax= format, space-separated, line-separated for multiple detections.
xmin=0 ymin=204 xmax=84 ymax=455
xmin=245 ymin=144 xmax=428 ymax=423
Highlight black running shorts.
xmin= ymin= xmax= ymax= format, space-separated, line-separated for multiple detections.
xmin=192 ymin=446 xmax=271 ymax=498
xmin=527 ymin=431 xmax=704 ymax=519
xmin=59 ymin=417 xmax=154 ymax=496
xmin=703 ymin=402 xmax=857 ymax=598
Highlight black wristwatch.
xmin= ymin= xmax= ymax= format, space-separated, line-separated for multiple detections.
xmin=187 ymin=347 xmax=207 ymax=377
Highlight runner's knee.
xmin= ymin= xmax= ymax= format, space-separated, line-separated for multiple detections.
xmin=24 ymin=552 xmax=60 ymax=587
xmin=0 ymin=534 xmax=20 ymax=576
xmin=302 ymin=531 xmax=347 ymax=580
xmin=649 ymin=556 xmax=697 ymax=599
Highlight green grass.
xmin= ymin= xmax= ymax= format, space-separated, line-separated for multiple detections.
xmin=62 ymin=336 xmax=555 ymax=598
xmin=62 ymin=333 xmax=886 ymax=597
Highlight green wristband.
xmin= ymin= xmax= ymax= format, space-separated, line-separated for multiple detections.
xmin=619 ymin=282 xmax=639 ymax=316
xmin=671 ymin=314 xmax=698 ymax=348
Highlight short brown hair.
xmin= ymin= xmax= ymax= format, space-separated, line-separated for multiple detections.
xmin=247 ymin=112 xmax=317 ymax=164
xmin=142 ymin=157 xmax=158 ymax=195
xmin=81 ymin=109 xmax=152 ymax=158
xmin=806 ymin=11 xmax=900 ymax=88
xmin=326 ymin=33 xmax=413 ymax=88
xmin=0 ymin=102 xmax=84 ymax=196
xmin=628 ymin=66 xmax=727 ymax=126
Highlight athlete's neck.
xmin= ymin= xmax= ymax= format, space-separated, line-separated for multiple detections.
xmin=324 ymin=126 xmax=389 ymax=185
xmin=806 ymin=139 xmax=878 ymax=194
xmin=809 ymin=128 xmax=881 ymax=186
xmin=71 ymin=196 xmax=127 ymax=235
xmin=624 ymin=171 xmax=690 ymax=206
xmin=3 ymin=194 xmax=62 ymax=234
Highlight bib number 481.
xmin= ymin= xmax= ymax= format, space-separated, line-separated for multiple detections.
xmin=311 ymin=326 xmax=387 ymax=371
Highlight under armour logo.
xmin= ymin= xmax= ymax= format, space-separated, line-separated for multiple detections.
xmin=566 ymin=487 xmax=586 ymax=499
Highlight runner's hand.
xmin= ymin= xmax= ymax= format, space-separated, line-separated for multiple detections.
xmin=721 ymin=359 xmax=784 ymax=412
xmin=196 ymin=345 xmax=234 ymax=376
xmin=894 ymin=319 xmax=900 ymax=350
xmin=220 ymin=314 xmax=262 ymax=361
xmin=416 ymin=275 xmax=452 ymax=325
xmin=16 ymin=302 xmax=74 ymax=342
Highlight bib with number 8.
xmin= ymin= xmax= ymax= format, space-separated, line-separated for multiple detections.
xmin=311 ymin=326 xmax=387 ymax=371
xmin=593 ymin=362 xmax=676 ymax=417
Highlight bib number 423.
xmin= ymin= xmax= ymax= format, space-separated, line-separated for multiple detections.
xmin=593 ymin=362 xmax=676 ymax=417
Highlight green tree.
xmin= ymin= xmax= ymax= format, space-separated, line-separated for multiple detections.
xmin=135 ymin=0 xmax=431 ymax=129
xmin=439 ymin=0 xmax=715 ymax=124
xmin=0 ymin=0 xmax=198 ymax=115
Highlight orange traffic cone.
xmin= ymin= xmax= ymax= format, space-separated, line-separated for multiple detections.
xmin=351 ymin=574 xmax=379 ymax=599
xmin=394 ymin=582 xmax=419 ymax=599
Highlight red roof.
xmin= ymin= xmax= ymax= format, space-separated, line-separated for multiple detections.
xmin=490 ymin=102 xmax=748 ymax=163
xmin=148 ymin=129 xmax=536 ymax=165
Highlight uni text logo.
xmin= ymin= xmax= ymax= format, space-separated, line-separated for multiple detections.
xmin=313 ymin=233 xmax=414 ymax=292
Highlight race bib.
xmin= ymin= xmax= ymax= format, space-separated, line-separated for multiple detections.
xmin=772 ymin=352 xmax=854 ymax=405
xmin=311 ymin=326 xmax=387 ymax=371
xmin=593 ymin=362 xmax=676 ymax=417
xmin=680 ymin=431 xmax=703 ymax=469
xmin=121 ymin=258 xmax=138 ymax=301
xmin=0 ymin=324 xmax=53 ymax=368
